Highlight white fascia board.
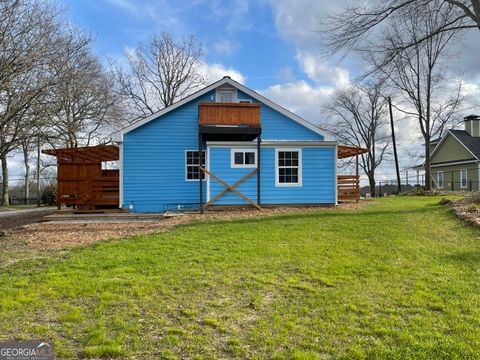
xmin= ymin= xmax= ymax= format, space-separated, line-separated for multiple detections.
xmin=111 ymin=77 xmax=335 ymax=143
xmin=430 ymin=159 xmax=478 ymax=167
xmin=207 ymin=141 xmax=338 ymax=147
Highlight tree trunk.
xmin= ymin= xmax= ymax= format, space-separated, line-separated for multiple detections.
xmin=36 ymin=137 xmax=41 ymax=207
xmin=1 ymin=155 xmax=9 ymax=206
xmin=22 ymin=143 xmax=30 ymax=205
xmin=368 ymin=173 xmax=376 ymax=198
xmin=424 ymin=141 xmax=431 ymax=190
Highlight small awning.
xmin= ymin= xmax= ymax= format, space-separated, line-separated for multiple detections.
xmin=42 ymin=145 xmax=119 ymax=164
xmin=337 ymin=145 xmax=369 ymax=159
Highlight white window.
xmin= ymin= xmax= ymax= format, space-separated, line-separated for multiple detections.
xmin=437 ymin=171 xmax=444 ymax=189
xmin=238 ymin=99 xmax=252 ymax=104
xmin=460 ymin=169 xmax=468 ymax=188
xmin=231 ymin=149 xmax=256 ymax=168
xmin=185 ymin=150 xmax=205 ymax=181
xmin=275 ymin=148 xmax=302 ymax=187
xmin=217 ymin=89 xmax=236 ymax=103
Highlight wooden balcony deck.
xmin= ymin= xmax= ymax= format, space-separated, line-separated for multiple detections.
xmin=338 ymin=175 xmax=360 ymax=203
xmin=198 ymin=102 xmax=260 ymax=126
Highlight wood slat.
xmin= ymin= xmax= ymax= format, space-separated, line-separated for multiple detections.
xmin=198 ymin=102 xmax=260 ymax=126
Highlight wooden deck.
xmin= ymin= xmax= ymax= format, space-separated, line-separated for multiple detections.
xmin=338 ymin=175 xmax=360 ymax=202
xmin=198 ymin=102 xmax=260 ymax=126
xmin=43 ymin=145 xmax=120 ymax=211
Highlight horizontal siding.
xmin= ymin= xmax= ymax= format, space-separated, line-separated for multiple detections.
xmin=122 ymin=87 xmax=331 ymax=212
xmin=123 ymin=92 xmax=212 ymax=212
xmin=208 ymin=146 xmax=335 ymax=205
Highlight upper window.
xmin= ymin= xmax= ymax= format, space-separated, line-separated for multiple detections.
xmin=231 ymin=149 xmax=256 ymax=168
xmin=437 ymin=171 xmax=444 ymax=189
xmin=460 ymin=169 xmax=467 ymax=188
xmin=217 ymin=90 xmax=236 ymax=103
xmin=186 ymin=150 xmax=205 ymax=181
xmin=276 ymin=149 xmax=302 ymax=186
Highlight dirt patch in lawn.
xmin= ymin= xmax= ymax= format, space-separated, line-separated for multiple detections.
xmin=5 ymin=201 xmax=370 ymax=252
xmin=0 ymin=208 xmax=55 ymax=232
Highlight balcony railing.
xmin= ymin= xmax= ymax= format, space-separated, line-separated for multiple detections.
xmin=198 ymin=102 xmax=260 ymax=127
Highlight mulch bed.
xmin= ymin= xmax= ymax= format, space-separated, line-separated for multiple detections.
xmin=5 ymin=202 xmax=369 ymax=251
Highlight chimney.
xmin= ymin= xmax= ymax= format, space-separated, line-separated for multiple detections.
xmin=464 ymin=114 xmax=480 ymax=137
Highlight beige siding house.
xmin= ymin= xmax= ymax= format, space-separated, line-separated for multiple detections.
xmin=430 ymin=115 xmax=480 ymax=190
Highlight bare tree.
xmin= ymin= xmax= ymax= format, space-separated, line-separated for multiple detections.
xmin=47 ymin=32 xmax=121 ymax=148
xmin=323 ymin=82 xmax=390 ymax=196
xmin=322 ymin=0 xmax=479 ymax=59
xmin=368 ymin=3 xmax=464 ymax=190
xmin=0 ymin=0 xmax=64 ymax=206
xmin=112 ymin=32 xmax=205 ymax=121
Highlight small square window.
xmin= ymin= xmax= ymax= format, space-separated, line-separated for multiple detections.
xmin=231 ymin=149 xmax=256 ymax=168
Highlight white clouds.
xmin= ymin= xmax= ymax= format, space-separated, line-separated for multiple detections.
xmin=213 ymin=39 xmax=240 ymax=56
xmin=277 ymin=66 xmax=295 ymax=82
xmin=260 ymin=80 xmax=335 ymax=123
xmin=296 ymin=51 xmax=350 ymax=88
xmin=199 ymin=62 xmax=246 ymax=84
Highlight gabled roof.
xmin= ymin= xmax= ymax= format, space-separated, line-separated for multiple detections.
xmin=112 ymin=77 xmax=334 ymax=142
xmin=449 ymin=130 xmax=480 ymax=159
xmin=430 ymin=129 xmax=480 ymax=161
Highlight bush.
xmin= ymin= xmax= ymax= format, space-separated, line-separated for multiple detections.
xmin=467 ymin=202 xmax=479 ymax=213
xmin=41 ymin=184 xmax=56 ymax=206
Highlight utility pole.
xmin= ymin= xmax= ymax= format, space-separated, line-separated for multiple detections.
xmin=388 ymin=97 xmax=401 ymax=195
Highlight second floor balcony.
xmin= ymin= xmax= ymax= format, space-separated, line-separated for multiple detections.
xmin=198 ymin=102 xmax=260 ymax=127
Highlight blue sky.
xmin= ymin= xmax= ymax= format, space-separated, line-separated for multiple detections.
xmin=8 ymin=0 xmax=480 ymax=182
xmin=64 ymin=0 xmax=359 ymax=90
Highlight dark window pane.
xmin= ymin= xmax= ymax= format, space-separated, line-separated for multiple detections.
xmin=234 ymin=152 xmax=243 ymax=165
xmin=245 ymin=152 xmax=255 ymax=164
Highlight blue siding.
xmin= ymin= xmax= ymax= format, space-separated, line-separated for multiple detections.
xmin=208 ymin=146 xmax=335 ymax=205
xmin=122 ymin=86 xmax=334 ymax=212
xmin=122 ymin=92 xmax=213 ymax=212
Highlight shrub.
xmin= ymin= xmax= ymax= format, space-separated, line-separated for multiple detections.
xmin=41 ymin=184 xmax=56 ymax=206
xmin=467 ymin=202 xmax=479 ymax=213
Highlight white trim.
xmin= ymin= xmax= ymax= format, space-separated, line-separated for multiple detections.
xmin=185 ymin=150 xmax=206 ymax=182
xmin=460 ymin=168 xmax=468 ymax=189
xmin=207 ymin=140 xmax=338 ymax=148
xmin=111 ymin=77 xmax=334 ymax=142
xmin=206 ymin=147 xmax=211 ymax=202
xmin=238 ymin=99 xmax=252 ymax=104
xmin=437 ymin=171 xmax=444 ymax=189
xmin=334 ymin=144 xmax=338 ymax=205
xmin=430 ymin=130 xmax=479 ymax=161
xmin=119 ymin=143 xmax=123 ymax=208
xmin=231 ymin=148 xmax=257 ymax=168
xmin=430 ymin=159 xmax=477 ymax=167
xmin=275 ymin=148 xmax=302 ymax=187
xmin=216 ymin=88 xmax=237 ymax=103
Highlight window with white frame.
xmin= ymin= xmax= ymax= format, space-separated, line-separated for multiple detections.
xmin=437 ymin=171 xmax=444 ymax=189
xmin=231 ymin=149 xmax=256 ymax=168
xmin=460 ymin=169 xmax=468 ymax=188
xmin=217 ymin=89 xmax=236 ymax=103
xmin=276 ymin=149 xmax=302 ymax=186
xmin=185 ymin=150 xmax=205 ymax=181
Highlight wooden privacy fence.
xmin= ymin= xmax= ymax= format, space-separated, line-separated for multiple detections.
xmin=337 ymin=175 xmax=360 ymax=202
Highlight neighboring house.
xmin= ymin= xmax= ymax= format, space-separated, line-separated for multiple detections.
xmin=45 ymin=77 xmax=366 ymax=212
xmin=430 ymin=114 xmax=480 ymax=191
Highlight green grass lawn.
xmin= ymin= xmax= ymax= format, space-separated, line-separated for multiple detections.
xmin=1 ymin=196 xmax=480 ymax=359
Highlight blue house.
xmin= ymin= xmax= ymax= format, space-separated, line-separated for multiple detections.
xmin=110 ymin=76 xmax=364 ymax=212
